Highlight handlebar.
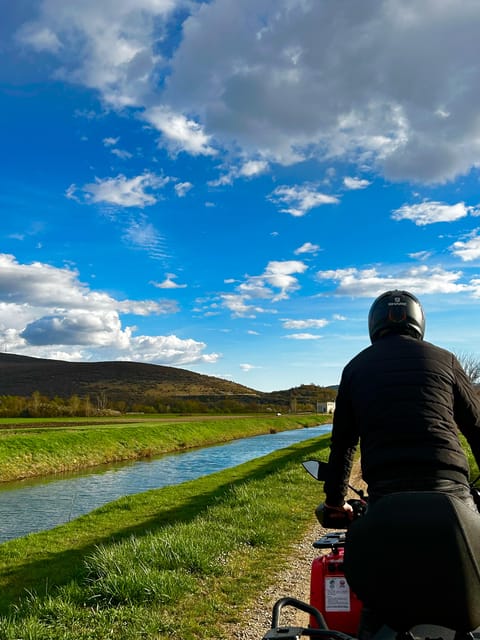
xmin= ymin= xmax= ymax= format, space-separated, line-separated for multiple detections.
xmin=261 ymin=597 xmax=356 ymax=640
xmin=271 ymin=597 xmax=327 ymax=629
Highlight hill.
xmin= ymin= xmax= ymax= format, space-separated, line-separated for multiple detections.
xmin=0 ymin=353 xmax=337 ymax=414
xmin=0 ymin=353 xmax=257 ymax=401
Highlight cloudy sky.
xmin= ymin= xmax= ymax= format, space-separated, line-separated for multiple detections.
xmin=2 ymin=0 xmax=480 ymax=392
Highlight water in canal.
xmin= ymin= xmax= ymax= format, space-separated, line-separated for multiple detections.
xmin=0 ymin=424 xmax=331 ymax=543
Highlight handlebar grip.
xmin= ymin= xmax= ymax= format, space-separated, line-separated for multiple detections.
xmin=271 ymin=597 xmax=328 ymax=630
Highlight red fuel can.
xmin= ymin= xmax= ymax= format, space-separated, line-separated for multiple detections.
xmin=310 ymin=547 xmax=363 ymax=634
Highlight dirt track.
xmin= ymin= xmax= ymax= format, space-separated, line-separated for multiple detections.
xmin=226 ymin=460 xmax=366 ymax=639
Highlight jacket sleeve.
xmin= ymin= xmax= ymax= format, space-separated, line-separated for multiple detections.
xmin=453 ymin=355 xmax=480 ymax=470
xmin=323 ymin=370 xmax=359 ymax=506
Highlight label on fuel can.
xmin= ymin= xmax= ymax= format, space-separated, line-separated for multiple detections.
xmin=325 ymin=576 xmax=351 ymax=611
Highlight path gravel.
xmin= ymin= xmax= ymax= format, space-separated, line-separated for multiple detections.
xmin=224 ymin=460 xmax=366 ymax=640
xmin=224 ymin=520 xmax=326 ymax=640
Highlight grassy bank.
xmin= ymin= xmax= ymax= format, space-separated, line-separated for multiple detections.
xmin=0 ymin=414 xmax=330 ymax=482
xmin=0 ymin=435 xmax=332 ymax=639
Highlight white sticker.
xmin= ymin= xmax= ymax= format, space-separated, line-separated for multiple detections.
xmin=324 ymin=576 xmax=351 ymax=611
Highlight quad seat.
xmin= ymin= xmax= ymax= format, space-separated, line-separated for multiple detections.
xmin=344 ymin=491 xmax=480 ymax=633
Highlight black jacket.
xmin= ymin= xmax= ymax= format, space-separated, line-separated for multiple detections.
xmin=324 ymin=334 xmax=480 ymax=506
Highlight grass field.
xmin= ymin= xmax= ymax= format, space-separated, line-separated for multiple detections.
xmin=0 ymin=433 xmax=332 ymax=639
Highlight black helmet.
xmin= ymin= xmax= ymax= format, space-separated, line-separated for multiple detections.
xmin=368 ymin=290 xmax=425 ymax=342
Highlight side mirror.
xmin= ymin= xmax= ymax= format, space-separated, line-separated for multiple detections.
xmin=302 ymin=459 xmax=328 ymax=481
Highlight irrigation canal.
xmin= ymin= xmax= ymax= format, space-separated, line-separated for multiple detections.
xmin=0 ymin=423 xmax=331 ymax=543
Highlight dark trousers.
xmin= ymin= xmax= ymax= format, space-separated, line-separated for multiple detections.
xmin=368 ymin=477 xmax=476 ymax=510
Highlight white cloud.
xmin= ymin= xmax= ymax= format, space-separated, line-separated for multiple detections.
xmin=123 ymin=216 xmax=166 ymax=259
xmin=151 ymin=273 xmax=187 ymax=289
xmin=316 ymin=265 xmax=473 ymax=297
xmin=450 ymin=232 xmax=480 ymax=262
xmin=221 ymin=259 xmax=308 ymax=317
xmin=103 ymin=137 xmax=119 ymax=147
xmin=256 ymin=260 xmax=308 ymax=300
xmin=0 ymin=254 xmax=218 ymax=366
xmin=127 ymin=335 xmax=220 ymax=365
xmin=116 ymin=298 xmax=175 ymax=316
xmin=294 ymin=242 xmax=320 ymax=255
xmin=111 ymin=148 xmax=134 ymax=160
xmin=285 ymin=333 xmax=322 ymax=340
xmin=174 ymin=181 xmax=193 ymax=197
xmin=65 ymin=184 xmax=80 ymax=202
xmin=343 ymin=177 xmax=371 ymax=190
xmin=16 ymin=24 xmax=62 ymax=53
xmin=240 ymin=363 xmax=257 ymax=372
xmin=220 ymin=293 xmax=267 ymax=318
xmin=208 ymin=174 xmax=233 ymax=188
xmin=80 ymin=172 xmax=169 ymax=208
xmin=144 ymin=106 xmax=217 ymax=156
xmin=21 ymin=310 xmax=132 ymax=347
xmin=392 ymin=200 xmax=475 ymax=226
xmin=0 ymin=254 xmax=109 ymax=310
xmin=239 ymin=160 xmax=269 ymax=177
xmin=16 ymin=0 xmax=178 ymax=109
xmin=102 ymin=136 xmax=133 ymax=159
xmin=269 ymin=185 xmax=339 ymax=217
xmin=282 ymin=319 xmax=329 ymax=329
xmin=162 ymin=0 xmax=480 ymax=181
xmin=409 ymin=250 xmax=432 ymax=261
xmin=16 ymin=1 xmax=480 ymax=181
xmin=0 ymin=254 xmax=172 ymax=317
xmin=208 ymin=159 xmax=269 ymax=187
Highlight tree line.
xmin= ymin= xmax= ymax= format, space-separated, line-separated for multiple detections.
xmin=0 ymin=390 xmax=331 ymax=418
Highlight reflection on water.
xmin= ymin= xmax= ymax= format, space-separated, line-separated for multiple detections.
xmin=0 ymin=424 xmax=331 ymax=543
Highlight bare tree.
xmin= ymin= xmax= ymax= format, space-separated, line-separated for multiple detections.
xmin=96 ymin=390 xmax=108 ymax=411
xmin=455 ymin=351 xmax=480 ymax=385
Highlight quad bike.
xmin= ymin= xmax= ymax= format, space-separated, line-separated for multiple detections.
xmin=261 ymin=461 xmax=480 ymax=640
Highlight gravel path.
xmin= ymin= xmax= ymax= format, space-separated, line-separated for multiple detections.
xmin=224 ymin=519 xmax=326 ymax=640
xmin=224 ymin=460 xmax=366 ymax=640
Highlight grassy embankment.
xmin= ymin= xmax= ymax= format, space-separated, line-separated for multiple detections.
xmin=0 ymin=413 xmax=329 ymax=482
xmin=0 ymin=422 xmax=333 ymax=640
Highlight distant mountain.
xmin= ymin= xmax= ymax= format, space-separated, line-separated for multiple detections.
xmin=0 ymin=353 xmax=259 ymax=401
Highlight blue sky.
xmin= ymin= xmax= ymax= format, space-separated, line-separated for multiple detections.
xmin=2 ymin=1 xmax=480 ymax=392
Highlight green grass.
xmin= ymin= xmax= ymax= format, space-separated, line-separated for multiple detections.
xmin=0 ymin=435 xmax=332 ymax=639
xmin=0 ymin=414 xmax=329 ymax=482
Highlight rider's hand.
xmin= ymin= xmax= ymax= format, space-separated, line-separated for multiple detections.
xmin=326 ymin=502 xmax=354 ymax=517
xmin=316 ymin=501 xmax=354 ymax=525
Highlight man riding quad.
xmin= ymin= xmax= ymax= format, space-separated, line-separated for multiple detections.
xmin=322 ymin=290 xmax=480 ymax=638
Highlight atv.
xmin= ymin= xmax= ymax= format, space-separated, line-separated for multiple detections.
xmin=261 ymin=461 xmax=480 ymax=640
